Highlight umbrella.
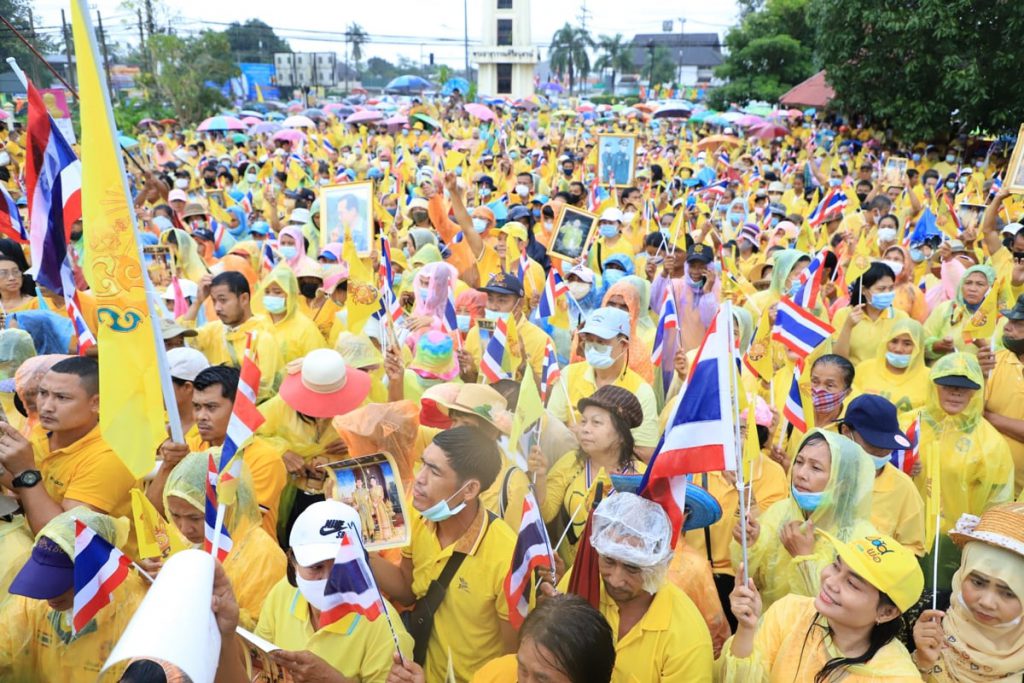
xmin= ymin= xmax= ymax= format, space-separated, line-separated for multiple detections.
xmin=384 ymin=75 xmax=432 ymax=93
xmin=137 ymin=118 xmax=155 ymax=128
xmin=118 ymin=134 xmax=139 ymax=149
xmin=512 ymin=97 xmax=539 ymax=110
xmin=696 ymin=134 xmax=742 ymax=150
xmin=197 ymin=115 xmax=246 ymax=131
xmin=323 ymin=103 xmax=355 ymax=117
xmin=786 ymin=108 xmax=805 ymax=118
xmin=250 ymin=121 xmax=283 ymax=135
xmin=706 ymin=114 xmax=732 ymax=127
xmin=272 ymin=129 xmax=306 ymax=144
xmin=382 ymin=114 xmax=409 ymax=127
xmin=410 ymin=112 xmax=442 ymax=129
xmin=287 ymin=102 xmax=303 ymax=113
xmin=652 ymin=102 xmax=692 ymax=119
xmin=301 ymin=108 xmax=326 ymax=120
xmin=720 ymin=111 xmax=743 ymax=122
xmin=231 ymin=133 xmax=248 ymax=144
xmin=632 ymin=102 xmax=657 ymax=113
xmin=553 ymin=109 xmax=577 ymax=118
xmin=734 ymin=114 xmax=764 ymax=127
xmin=464 ymin=103 xmax=496 ymax=122
xmin=238 ymin=109 xmax=264 ymax=119
xmin=749 ymin=121 xmax=789 ymax=140
xmin=282 ymin=115 xmax=316 ymax=129
xmin=576 ymin=103 xmax=595 ymax=113
xmin=441 ymin=77 xmax=470 ymax=96
xmin=346 ymin=110 xmax=383 ymax=125
xmin=743 ymin=102 xmax=773 ymax=116
xmin=688 ymin=109 xmax=715 ymax=122
xmin=158 ymin=118 xmax=177 ymax=126
xmin=266 ymin=111 xmax=286 ymax=121
xmin=241 ymin=116 xmax=263 ymax=126
xmin=0 ymin=110 xmax=10 ymax=121
xmin=539 ymin=82 xmax=564 ymax=94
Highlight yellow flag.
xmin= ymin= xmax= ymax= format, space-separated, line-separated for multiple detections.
xmin=844 ymin=230 xmax=873 ymax=285
xmin=71 ymin=0 xmax=166 ymax=477
xmin=208 ymin=197 xmax=234 ymax=225
xmin=342 ymin=238 xmax=379 ymax=334
xmin=742 ymin=397 xmax=760 ymax=483
xmin=131 ymin=489 xmax=187 ymax=560
xmin=444 ymin=150 xmax=466 ymax=172
xmin=509 ymin=369 xmax=544 ymax=467
xmin=962 ymin=277 xmax=1003 ymax=342
xmin=923 ymin=431 xmax=942 ymax=551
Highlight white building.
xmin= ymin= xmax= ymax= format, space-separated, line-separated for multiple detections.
xmin=471 ymin=0 xmax=540 ymax=98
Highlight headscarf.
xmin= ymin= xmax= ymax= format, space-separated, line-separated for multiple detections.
xmin=218 ymin=252 xmax=259 ymax=293
xmin=225 ymin=206 xmax=248 ymax=238
xmin=876 ymin=318 xmax=926 ymax=372
xmin=942 ymin=541 xmax=1024 ymax=681
xmin=454 ymin=289 xmax=486 ymax=321
xmin=411 ymin=261 xmax=458 ymax=319
xmin=619 ymin=275 xmax=654 ymax=334
xmin=410 ymin=242 xmax=443 ymax=268
xmin=278 ymin=225 xmax=318 ymax=271
xmin=163 ymin=451 xmax=262 ymax=541
xmin=319 ymin=242 xmax=343 ymax=263
xmin=925 ymin=352 xmax=985 ymax=433
xmin=38 ymin=506 xmax=129 ymax=556
xmin=732 ymin=305 xmax=754 ymax=355
xmin=160 ymin=228 xmax=210 ymax=282
xmin=0 ymin=328 xmax=35 ymax=381
xmin=790 ymin=429 xmax=875 ymax=541
xmin=601 ymin=280 xmax=654 ymax=383
xmin=952 ymin=264 xmax=997 ymax=323
xmin=258 ymin=264 xmax=301 ymax=321
xmin=768 ymin=249 xmax=809 ymax=297
xmin=8 ymin=310 xmax=73 ymax=355
xmin=14 ymin=353 xmax=69 ymax=432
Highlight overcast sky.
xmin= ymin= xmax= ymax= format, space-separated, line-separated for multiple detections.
xmin=32 ymin=0 xmax=737 ymax=67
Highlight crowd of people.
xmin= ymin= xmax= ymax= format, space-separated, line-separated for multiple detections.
xmin=1 ymin=89 xmax=1024 ymax=683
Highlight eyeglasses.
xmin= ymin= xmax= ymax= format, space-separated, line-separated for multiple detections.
xmin=0 ymin=269 xmax=23 ymax=280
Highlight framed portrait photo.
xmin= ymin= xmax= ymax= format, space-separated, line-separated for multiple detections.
xmin=324 ymin=451 xmax=409 ymax=551
xmin=957 ymin=203 xmax=986 ymax=233
xmin=320 ymin=181 xmax=374 ymax=257
xmin=596 ymin=133 xmax=637 ymax=187
xmin=547 ymin=206 xmax=597 ymax=263
xmin=881 ymin=157 xmax=908 ymax=188
xmin=1007 ymin=124 xmax=1024 ymax=195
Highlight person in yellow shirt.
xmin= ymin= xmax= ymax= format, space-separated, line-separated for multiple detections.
xmin=559 ymin=492 xmax=714 ymax=682
xmin=0 ymin=508 xmax=148 ymax=683
xmin=0 ymin=241 xmax=38 ymax=313
xmin=180 ymin=270 xmax=283 ymax=401
xmin=839 ymin=395 xmax=925 ymax=556
xmin=720 ymin=531 xmax=923 ymax=682
xmin=851 ymin=318 xmax=931 ymax=417
xmin=368 ymin=426 xmax=517 ymax=683
xmin=257 ymin=264 xmax=327 ymax=364
xmin=255 ymin=499 xmax=412 ymax=681
xmin=462 ymin=272 xmax=548 ymax=381
xmin=588 ymin=207 xmax=635 ymax=272
xmin=833 ymin=261 xmax=908 ymax=366
xmin=983 ymin=296 xmax=1024 ymax=494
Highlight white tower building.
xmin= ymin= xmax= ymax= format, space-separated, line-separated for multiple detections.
xmin=471 ymin=0 xmax=540 ymax=98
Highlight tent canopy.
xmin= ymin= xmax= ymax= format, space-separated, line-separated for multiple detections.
xmin=779 ymin=71 xmax=835 ymax=109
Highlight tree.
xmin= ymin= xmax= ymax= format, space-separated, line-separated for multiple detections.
xmin=549 ymin=23 xmax=593 ymax=95
xmin=347 ymin=23 xmax=369 ymax=78
xmin=710 ymin=0 xmax=815 ymax=109
xmin=594 ymin=34 xmax=633 ymax=96
xmin=0 ymin=0 xmax=57 ymax=85
xmin=645 ymin=45 xmax=676 ymax=88
xmin=810 ymin=0 xmax=1024 ymax=139
xmin=145 ymin=31 xmax=238 ymax=122
xmin=224 ymin=19 xmax=290 ymax=63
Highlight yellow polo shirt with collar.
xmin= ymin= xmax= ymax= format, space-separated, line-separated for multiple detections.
xmin=464 ymin=316 xmax=549 ymax=379
xmin=255 ymin=577 xmax=412 ymax=682
xmin=986 ymin=349 xmax=1024 ymax=493
xmin=403 ymin=505 xmax=516 ymax=683
xmin=831 ymin=306 xmax=908 ymax=366
xmin=871 ymin=463 xmax=926 ymax=556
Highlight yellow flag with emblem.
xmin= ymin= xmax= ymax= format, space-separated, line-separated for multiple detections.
xmin=342 ymin=238 xmax=380 ymax=334
xmin=844 ymin=230 xmax=873 ymax=285
xmin=71 ymin=0 xmax=166 ymax=478
xmin=131 ymin=489 xmax=188 ymax=560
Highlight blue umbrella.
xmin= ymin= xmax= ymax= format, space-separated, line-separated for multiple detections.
xmin=441 ymin=77 xmax=470 ymax=96
xmin=385 ymin=75 xmax=433 ymax=93
xmin=540 ymin=82 xmax=564 ymax=94
xmin=118 ymin=134 xmax=139 ymax=149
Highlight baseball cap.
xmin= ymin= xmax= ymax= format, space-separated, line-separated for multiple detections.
xmin=8 ymin=536 xmax=73 ymax=599
xmin=167 ymin=347 xmax=210 ymax=382
xmin=289 ymin=499 xmax=362 ymax=566
xmin=1000 ymin=221 xmax=1024 ymax=236
xmin=159 ymin=317 xmax=199 ymax=341
xmin=768 ymin=181 xmax=785 ymax=194
xmin=168 ymin=189 xmax=188 ymax=203
xmin=599 ymin=207 xmax=623 ymax=223
xmin=478 ymin=272 xmax=524 ymax=297
xmin=754 ymin=188 xmax=768 ymax=199
xmin=476 ymin=174 xmax=495 ymax=189
xmin=249 ymin=221 xmax=270 ymax=237
xmin=818 ymin=530 xmax=924 ymax=613
xmin=289 ymin=208 xmax=311 ymax=224
xmin=567 ymin=264 xmax=595 ymax=284
xmin=407 ymin=197 xmax=429 ymax=212
xmin=163 ymin=279 xmax=199 ymax=301
xmin=1002 ymin=293 xmax=1024 ymax=321
xmin=686 ymin=243 xmax=713 ymax=264
xmin=768 ymin=201 xmax=787 ymax=217
xmin=933 ymin=374 xmax=981 ymax=390
xmin=191 ymin=227 xmax=215 ymax=243
xmin=508 ymin=205 xmax=531 ymax=221
xmin=285 ymin=188 xmax=316 ymax=203
xmin=841 ymin=395 xmax=910 ymax=451
xmin=580 ymin=307 xmax=631 ymax=341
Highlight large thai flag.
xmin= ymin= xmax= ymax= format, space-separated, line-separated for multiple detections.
xmin=651 ymin=289 xmax=679 ymax=366
xmin=319 ymin=530 xmax=384 ymax=628
xmin=772 ymin=296 xmax=834 ymax=359
xmin=792 ymin=249 xmax=830 ymax=309
xmin=540 ymin=339 xmax=561 ymax=404
xmin=538 ymin=269 xmax=567 ymax=319
xmin=377 ymin=236 xmax=402 ymax=323
xmin=807 ymin=188 xmax=848 ymax=227
xmin=641 ymin=305 xmax=739 ymax=544
xmin=0 ymin=185 xmax=28 ymax=243
xmin=480 ymin=316 xmax=510 ymax=382
xmin=890 ymin=414 xmax=919 ymax=475
xmin=504 ymin=492 xmax=554 ymax=628
xmin=73 ymin=519 xmax=131 ymax=633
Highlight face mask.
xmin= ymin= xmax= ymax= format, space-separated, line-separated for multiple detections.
xmin=543 ymin=220 xmax=554 ymax=232
xmin=885 ymin=351 xmax=912 ymax=368
xmin=870 ymin=291 xmax=895 ymax=309
xmin=568 ymin=193 xmax=583 ymax=203
xmin=909 ymin=247 xmax=925 ymax=263
xmin=298 ymin=282 xmax=319 ymax=299
xmin=174 ymin=178 xmax=189 ymax=189
xmin=204 ymin=176 xmax=217 ymax=187
xmin=946 ymin=154 xmax=955 ymax=163
xmin=472 ymin=217 xmax=489 ymax=233
xmin=295 ymin=575 xmax=332 ymax=610
xmin=829 ymin=178 xmax=842 ymax=188
xmin=515 ymin=184 xmax=529 ymax=197
xmin=856 ymin=192 xmax=869 ymax=204
xmin=811 ymin=386 xmax=847 ymax=413
xmin=420 ymin=482 xmax=470 ymax=522
xmin=728 ymin=212 xmax=744 ymax=226
xmin=0 ymin=151 xmax=9 ymax=166
xmin=871 ymin=454 xmax=892 ymax=470
xmin=279 ymin=245 xmax=298 ymax=261
xmin=787 ymin=281 xmax=802 ymax=299
xmin=263 ymin=295 xmax=286 ymax=313
xmin=478 ymin=187 xmax=491 ymax=199
xmin=245 ymin=173 xmax=258 ymax=183
xmin=877 ymin=227 xmax=898 ymax=244
xmin=585 ymin=342 xmax=617 ymax=369
xmin=417 ymin=287 xmax=431 ymax=301
xmin=791 ymin=485 xmax=824 ymax=512
xmin=603 ymin=269 xmax=625 ymax=286
xmin=599 ymin=223 xmax=618 ymax=238
xmin=456 ymin=314 xmax=472 ymax=333
xmin=562 ymin=167 xmax=573 ymax=176
xmin=568 ymin=282 xmax=590 ymax=300
xmin=1002 ymin=335 xmax=1024 ymax=356
xmin=945 ymin=181 xmax=956 ymax=191
xmin=484 ymin=308 xmax=511 ymax=323
xmin=912 ymin=153 xmax=921 ymax=163
xmin=885 ymin=259 xmax=904 ymax=277
xmin=621 ymin=211 xmax=636 ymax=223
xmin=509 ymin=151 xmax=519 ymax=160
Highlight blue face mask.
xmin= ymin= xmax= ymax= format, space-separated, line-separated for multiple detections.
xmin=871 ymin=454 xmax=892 ymax=470
xmin=420 ymin=482 xmax=470 ymax=522
xmin=886 ymin=351 xmax=911 ymax=368
xmin=912 ymin=153 xmax=922 ymax=163
xmin=585 ymin=342 xmax=616 ymax=369
xmin=788 ymin=281 xmax=803 ymax=298
xmin=909 ymin=247 xmax=925 ymax=263
xmin=599 ymin=223 xmax=619 ymax=238
xmin=829 ymin=178 xmax=842 ymax=187
xmin=279 ymin=245 xmax=298 ymax=261
xmin=728 ymin=212 xmax=744 ymax=226
xmin=484 ymin=308 xmax=511 ymax=323
xmin=472 ymin=217 xmax=489 ymax=233
xmin=418 ymin=287 xmax=431 ymax=302
xmin=791 ymin=485 xmax=824 ymax=512
xmin=478 ymin=187 xmax=492 ymax=199
xmin=263 ymin=295 xmax=286 ymax=314
xmin=870 ymin=291 xmax=895 ymax=309
xmin=456 ymin=314 xmax=472 ymax=333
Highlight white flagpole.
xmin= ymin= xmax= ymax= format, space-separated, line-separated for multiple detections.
xmin=724 ymin=301 xmax=749 ymax=582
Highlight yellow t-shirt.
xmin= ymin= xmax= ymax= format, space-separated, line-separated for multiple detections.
xmin=254 ymin=577 xmax=412 ymax=682
xmin=471 ymin=654 xmax=517 ymax=682
xmin=464 ymin=317 xmax=549 ymax=379
xmin=872 ymin=463 xmax=926 ymax=556
xmin=985 ymin=349 xmax=1024 ymax=493
xmin=831 ymin=306 xmax=908 ymax=366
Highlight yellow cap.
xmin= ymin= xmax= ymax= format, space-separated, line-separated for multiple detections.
xmin=818 ymin=530 xmax=924 ymax=612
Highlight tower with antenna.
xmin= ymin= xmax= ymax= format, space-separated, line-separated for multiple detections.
xmin=471 ymin=0 xmax=539 ymax=98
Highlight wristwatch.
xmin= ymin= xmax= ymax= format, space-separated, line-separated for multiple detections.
xmin=11 ymin=469 xmax=42 ymax=489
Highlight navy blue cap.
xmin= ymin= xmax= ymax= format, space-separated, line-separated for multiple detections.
xmin=478 ymin=272 xmax=524 ymax=297
xmin=842 ymin=394 xmax=911 ymax=451
xmin=8 ymin=537 xmax=74 ymax=600
xmin=508 ymin=205 xmax=531 ymax=221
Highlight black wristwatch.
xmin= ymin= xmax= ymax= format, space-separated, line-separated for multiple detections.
xmin=11 ymin=469 xmax=42 ymax=489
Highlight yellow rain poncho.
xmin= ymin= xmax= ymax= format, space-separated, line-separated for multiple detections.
xmin=922 ymin=264 xmax=996 ymax=361
xmin=258 ymin=265 xmax=326 ymax=364
xmin=715 ymin=594 xmax=921 ymax=682
xmin=744 ymin=249 xmax=807 ymax=317
xmin=163 ymin=451 xmax=286 ymax=630
xmin=735 ymin=429 xmax=877 ymax=608
xmin=851 ymin=319 xmax=931 ymax=417
xmin=916 ymin=353 xmax=1014 ymax=589
xmin=159 ymin=227 xmax=210 ymax=282
xmin=0 ymin=328 xmax=35 ymax=434
xmin=0 ymin=508 xmax=147 ymax=683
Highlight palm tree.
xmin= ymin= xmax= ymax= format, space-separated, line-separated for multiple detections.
xmin=549 ymin=23 xmax=593 ymax=95
xmin=594 ymin=34 xmax=634 ymax=97
xmin=347 ymin=23 xmax=369 ymax=79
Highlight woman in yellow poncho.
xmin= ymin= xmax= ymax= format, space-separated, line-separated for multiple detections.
xmin=851 ymin=318 xmax=930 ymax=418
xmin=258 ymin=264 xmax=326 ymax=364
xmin=159 ymin=227 xmax=210 ymax=283
xmin=735 ymin=429 xmax=877 ymax=609
xmin=0 ymin=328 xmax=34 ymax=433
xmin=922 ymin=264 xmax=996 ymax=361
xmin=744 ymin=248 xmax=808 ymax=317
xmin=163 ymin=451 xmax=285 ymax=630
xmin=914 ymin=352 xmax=1014 ymax=593
xmin=833 ymin=261 xmax=908 ymax=366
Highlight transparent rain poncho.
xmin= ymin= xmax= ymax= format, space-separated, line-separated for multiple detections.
xmin=591 ymin=492 xmax=673 ymax=593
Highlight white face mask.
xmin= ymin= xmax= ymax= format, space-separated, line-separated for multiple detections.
xmin=515 ymin=184 xmax=529 ymax=197
xmin=0 ymin=151 xmax=10 ymax=166
xmin=295 ymin=575 xmax=332 ymax=610
xmin=877 ymin=227 xmax=897 ymax=243
xmin=174 ymin=178 xmax=189 ymax=189
xmin=885 ymin=259 xmax=904 ymax=277
xmin=621 ymin=211 xmax=636 ymax=223
xmin=568 ymin=282 xmax=590 ymax=300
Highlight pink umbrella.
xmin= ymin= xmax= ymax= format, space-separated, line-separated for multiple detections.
xmin=287 ymin=102 xmax=303 ymax=113
xmin=0 ymin=110 xmax=11 ymax=121
xmin=241 ymin=116 xmax=263 ymax=126
xmin=464 ymin=103 xmax=496 ymax=122
xmin=576 ymin=103 xmax=595 ymax=113
xmin=282 ymin=115 xmax=316 ymax=129
xmin=346 ymin=110 xmax=383 ymax=124
xmin=197 ymin=115 xmax=247 ymax=132
xmin=787 ymin=108 xmax=805 ymax=118
xmin=749 ymin=122 xmax=789 ymax=140
xmin=272 ymin=129 xmax=306 ymax=144
xmin=382 ymin=114 xmax=409 ymax=127
xmin=734 ymin=114 xmax=764 ymax=127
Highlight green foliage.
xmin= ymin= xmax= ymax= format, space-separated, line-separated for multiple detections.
xmin=0 ymin=0 xmax=58 ymax=85
xmin=594 ymin=34 xmax=633 ymax=95
xmin=224 ymin=19 xmax=290 ymax=63
xmin=710 ymin=0 xmax=814 ymax=109
xmin=113 ymin=98 xmax=174 ymax=132
xmin=645 ymin=45 xmax=676 ymax=88
xmin=549 ymin=23 xmax=594 ymax=95
xmin=146 ymin=31 xmax=238 ymax=123
xmin=808 ymin=0 xmax=1024 ymax=139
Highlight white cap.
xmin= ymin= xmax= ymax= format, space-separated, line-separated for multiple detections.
xmin=166 ymin=347 xmax=210 ymax=382
xmin=1001 ymin=221 xmax=1023 ymax=236
xmin=567 ymin=264 xmax=595 ymax=284
xmin=289 ymin=500 xmax=362 ymax=567
xmin=162 ymin=279 xmax=198 ymax=301
xmin=599 ymin=207 xmax=623 ymax=223
xmin=289 ymin=208 xmax=310 ymax=224
xmin=768 ymin=181 xmax=785 ymax=194
xmin=168 ymin=189 xmax=188 ymax=203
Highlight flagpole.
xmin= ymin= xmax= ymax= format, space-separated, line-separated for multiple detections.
xmin=356 ymin=532 xmax=406 ymax=664
xmin=724 ymin=300 xmax=749 ymax=582
xmin=553 ymin=497 xmax=587 ymax=553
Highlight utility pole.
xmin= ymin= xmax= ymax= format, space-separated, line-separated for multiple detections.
xmin=137 ymin=9 xmax=148 ymax=73
xmin=463 ymin=0 xmax=470 ymax=81
xmin=577 ymin=0 xmax=591 ymax=33
xmin=96 ymin=11 xmax=115 ymax=102
xmin=60 ymin=9 xmax=76 ymax=91
xmin=143 ymin=0 xmax=155 ymax=37
xmin=677 ymin=17 xmax=686 ymax=90
xmin=646 ymin=41 xmax=655 ymax=96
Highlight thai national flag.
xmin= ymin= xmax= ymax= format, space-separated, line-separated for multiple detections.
xmin=540 ymin=339 xmax=561 ymax=404
xmin=377 ymin=237 xmax=402 ymax=323
xmin=990 ymin=175 xmax=1003 ymax=198
xmin=651 ymin=290 xmax=678 ymax=366
xmin=783 ymin=361 xmax=808 ymax=432
xmin=0 ymin=185 xmax=28 ymax=243
xmin=441 ymin=288 xmax=458 ymax=334
xmin=240 ymin=191 xmax=254 ymax=214
xmin=717 ymin=149 xmax=731 ymax=166
xmin=504 ymin=493 xmax=554 ymax=628
xmin=319 ymin=530 xmax=384 ymax=628
xmin=24 ymin=80 xmax=95 ymax=354
xmin=480 ymin=316 xmax=510 ymax=382
xmin=792 ymin=249 xmax=829 ymax=309
xmin=73 ymin=519 xmax=131 ymax=633
xmin=538 ymin=269 xmax=567 ymax=319
xmin=641 ymin=305 xmax=739 ymax=544
xmin=771 ymin=296 xmax=834 ymax=359
xmin=890 ymin=414 xmax=919 ymax=475
xmin=261 ymin=238 xmax=278 ymax=273
xmin=516 ymin=245 xmax=530 ymax=282
xmin=807 ymin=189 xmax=848 ymax=227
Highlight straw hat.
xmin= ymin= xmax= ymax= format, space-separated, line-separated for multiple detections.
xmin=280 ymin=348 xmax=371 ymax=418
xmin=430 ymin=383 xmax=511 ymax=434
xmin=950 ymin=502 xmax=1024 ymax=557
